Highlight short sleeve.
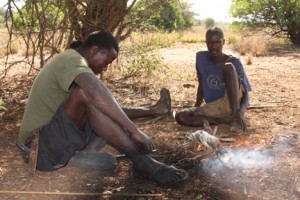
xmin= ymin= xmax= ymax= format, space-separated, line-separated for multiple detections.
xmin=55 ymin=51 xmax=93 ymax=92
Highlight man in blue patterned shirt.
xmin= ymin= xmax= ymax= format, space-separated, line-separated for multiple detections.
xmin=175 ymin=27 xmax=251 ymax=132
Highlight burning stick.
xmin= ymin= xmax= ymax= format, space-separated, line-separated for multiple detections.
xmin=191 ymin=119 xmax=220 ymax=150
xmin=215 ymin=149 xmax=234 ymax=170
xmin=192 ymin=120 xmax=236 ymax=170
xmin=190 ymin=130 xmax=220 ymax=150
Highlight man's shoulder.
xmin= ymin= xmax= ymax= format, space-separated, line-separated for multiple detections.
xmin=196 ymin=51 xmax=208 ymax=56
xmin=61 ymin=49 xmax=82 ymax=60
xmin=196 ymin=51 xmax=209 ymax=60
xmin=45 ymin=49 xmax=81 ymax=67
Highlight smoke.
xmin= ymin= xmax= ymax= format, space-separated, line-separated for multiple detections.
xmin=197 ymin=134 xmax=299 ymax=199
xmin=200 ymin=147 xmax=273 ymax=174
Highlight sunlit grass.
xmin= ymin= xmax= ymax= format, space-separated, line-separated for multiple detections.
xmin=178 ymin=26 xmax=206 ymax=43
xmin=228 ymin=33 xmax=269 ymax=56
xmin=0 ymin=28 xmax=21 ymax=56
xmin=124 ymin=31 xmax=181 ymax=48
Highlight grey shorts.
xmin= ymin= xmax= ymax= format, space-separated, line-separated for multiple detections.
xmin=37 ymin=103 xmax=97 ymax=171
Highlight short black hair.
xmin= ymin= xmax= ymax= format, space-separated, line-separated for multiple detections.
xmin=206 ymin=27 xmax=224 ymax=40
xmin=81 ymin=31 xmax=119 ymax=53
xmin=68 ymin=40 xmax=83 ymax=49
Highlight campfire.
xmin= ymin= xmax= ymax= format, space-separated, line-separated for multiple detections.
xmin=161 ymin=120 xmax=273 ymax=171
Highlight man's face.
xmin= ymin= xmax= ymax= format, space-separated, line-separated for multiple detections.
xmin=206 ymin=34 xmax=224 ymax=58
xmin=89 ymin=47 xmax=118 ymax=75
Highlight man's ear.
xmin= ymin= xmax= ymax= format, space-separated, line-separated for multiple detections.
xmin=91 ymin=45 xmax=100 ymax=55
xmin=223 ymin=39 xmax=226 ymax=45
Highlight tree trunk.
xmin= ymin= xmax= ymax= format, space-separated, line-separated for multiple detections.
xmin=66 ymin=0 xmax=127 ymax=41
xmin=289 ymin=31 xmax=300 ymax=47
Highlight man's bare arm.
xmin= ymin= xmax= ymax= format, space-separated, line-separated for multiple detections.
xmin=239 ymin=89 xmax=249 ymax=115
xmin=234 ymin=89 xmax=249 ymax=130
xmin=74 ymin=73 xmax=154 ymax=152
xmin=195 ymin=78 xmax=203 ymax=107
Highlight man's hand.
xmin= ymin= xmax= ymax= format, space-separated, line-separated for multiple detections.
xmin=130 ymin=130 xmax=155 ymax=154
xmin=231 ymin=110 xmax=247 ymax=132
xmin=195 ymin=78 xmax=203 ymax=107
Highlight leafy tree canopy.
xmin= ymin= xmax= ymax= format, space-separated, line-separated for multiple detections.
xmin=203 ymin=18 xmax=215 ymax=29
xmin=230 ymin=0 xmax=300 ymax=46
xmin=137 ymin=0 xmax=195 ymax=32
xmin=4 ymin=0 xmax=171 ymax=70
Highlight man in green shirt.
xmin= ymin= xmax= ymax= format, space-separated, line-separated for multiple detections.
xmin=18 ymin=31 xmax=188 ymax=185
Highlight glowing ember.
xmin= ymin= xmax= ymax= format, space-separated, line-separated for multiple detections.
xmin=196 ymin=144 xmax=203 ymax=151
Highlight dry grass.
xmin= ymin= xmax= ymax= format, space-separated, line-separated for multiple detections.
xmin=1 ymin=26 xmax=297 ymax=80
xmin=179 ymin=26 xmax=205 ymax=43
xmin=125 ymin=31 xmax=180 ymax=48
xmin=0 ymin=29 xmax=21 ymax=56
xmin=0 ymin=26 xmax=273 ymax=59
xmin=229 ymin=33 xmax=269 ymax=56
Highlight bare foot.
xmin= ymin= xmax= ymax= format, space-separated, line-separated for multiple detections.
xmin=150 ymin=88 xmax=171 ymax=116
xmin=133 ymin=155 xmax=188 ymax=185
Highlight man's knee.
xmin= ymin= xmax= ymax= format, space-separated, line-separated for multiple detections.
xmin=224 ymin=63 xmax=237 ymax=74
xmin=175 ymin=111 xmax=187 ymax=125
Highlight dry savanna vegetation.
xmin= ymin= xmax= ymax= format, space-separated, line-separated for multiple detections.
xmin=0 ymin=26 xmax=300 ymax=200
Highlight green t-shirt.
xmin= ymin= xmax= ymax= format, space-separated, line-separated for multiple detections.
xmin=19 ymin=49 xmax=93 ymax=142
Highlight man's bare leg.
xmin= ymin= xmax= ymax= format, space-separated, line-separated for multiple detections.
xmin=64 ymin=86 xmax=187 ymax=184
xmin=174 ymin=109 xmax=229 ymax=127
xmin=123 ymin=88 xmax=171 ymax=119
xmin=223 ymin=63 xmax=240 ymax=116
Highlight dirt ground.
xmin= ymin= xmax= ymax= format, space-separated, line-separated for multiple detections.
xmin=0 ymin=42 xmax=299 ymax=200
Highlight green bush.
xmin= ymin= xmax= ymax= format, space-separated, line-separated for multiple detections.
xmin=121 ymin=40 xmax=168 ymax=78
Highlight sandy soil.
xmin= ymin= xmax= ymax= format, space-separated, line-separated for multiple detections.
xmin=0 ymin=42 xmax=299 ymax=200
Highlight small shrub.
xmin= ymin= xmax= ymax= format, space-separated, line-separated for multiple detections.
xmin=117 ymin=33 xmax=170 ymax=85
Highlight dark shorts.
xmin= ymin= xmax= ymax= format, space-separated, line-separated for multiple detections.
xmin=37 ymin=103 xmax=96 ymax=171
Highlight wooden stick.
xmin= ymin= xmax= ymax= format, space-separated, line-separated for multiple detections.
xmin=146 ymin=116 xmax=165 ymax=124
xmin=29 ymin=129 xmax=40 ymax=176
xmin=248 ymin=101 xmax=289 ymax=109
xmin=173 ymin=101 xmax=290 ymax=109
xmin=0 ymin=190 xmax=163 ymax=197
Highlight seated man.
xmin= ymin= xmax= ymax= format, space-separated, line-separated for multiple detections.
xmin=17 ymin=31 xmax=187 ymax=185
xmin=175 ymin=27 xmax=252 ymax=132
